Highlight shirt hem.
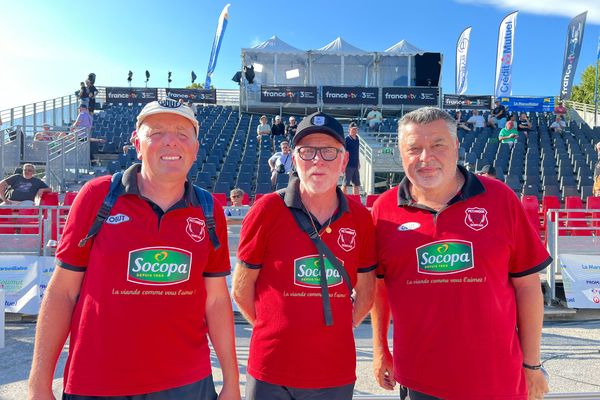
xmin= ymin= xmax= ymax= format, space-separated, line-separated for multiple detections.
xmin=248 ymin=367 xmax=355 ymax=389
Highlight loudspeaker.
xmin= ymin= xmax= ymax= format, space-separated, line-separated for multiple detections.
xmin=414 ymin=53 xmax=442 ymax=87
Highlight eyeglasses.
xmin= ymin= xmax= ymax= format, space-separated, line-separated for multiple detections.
xmin=296 ymin=146 xmax=342 ymax=161
xmin=230 ymin=195 xmax=240 ymax=198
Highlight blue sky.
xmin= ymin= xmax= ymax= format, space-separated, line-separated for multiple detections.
xmin=1 ymin=0 xmax=599 ymax=111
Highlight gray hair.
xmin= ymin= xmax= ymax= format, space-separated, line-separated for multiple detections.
xmin=230 ymin=188 xmax=244 ymax=197
xmin=397 ymin=107 xmax=457 ymax=141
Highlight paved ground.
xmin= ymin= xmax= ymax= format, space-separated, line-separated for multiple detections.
xmin=1 ymin=316 xmax=599 ymax=399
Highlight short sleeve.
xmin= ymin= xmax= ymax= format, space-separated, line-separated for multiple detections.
xmin=507 ymin=190 xmax=552 ymax=277
xmin=203 ymin=198 xmax=231 ymax=277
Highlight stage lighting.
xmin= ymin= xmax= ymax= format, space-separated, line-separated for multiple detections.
xmin=232 ymin=71 xmax=242 ymax=84
xmin=168 ymin=71 xmax=172 ymax=84
xmin=285 ymin=68 xmax=300 ymax=79
xmin=191 ymin=71 xmax=197 ymax=83
xmin=127 ymin=71 xmax=133 ymax=82
xmin=244 ymin=65 xmax=255 ymax=84
xmin=88 ymin=73 xmax=96 ymax=84
xmin=145 ymin=70 xmax=150 ymax=82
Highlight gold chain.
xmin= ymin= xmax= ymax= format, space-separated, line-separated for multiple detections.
xmin=302 ymin=204 xmax=334 ymax=237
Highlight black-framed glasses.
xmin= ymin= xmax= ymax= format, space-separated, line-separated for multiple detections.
xmin=296 ymin=146 xmax=342 ymax=161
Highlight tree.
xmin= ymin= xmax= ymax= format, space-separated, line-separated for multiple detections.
xmin=185 ymin=83 xmax=215 ymax=90
xmin=570 ymin=64 xmax=600 ymax=105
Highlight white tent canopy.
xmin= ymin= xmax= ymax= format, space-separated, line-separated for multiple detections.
xmin=384 ymin=40 xmax=424 ymax=56
xmin=250 ymin=35 xmax=303 ymax=54
xmin=316 ymin=37 xmax=366 ymax=55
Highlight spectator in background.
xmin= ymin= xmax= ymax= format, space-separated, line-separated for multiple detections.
xmin=477 ymin=164 xmax=497 ymax=179
xmin=498 ymin=120 xmax=519 ymax=148
xmin=466 ymin=109 xmax=485 ymax=131
xmin=123 ymin=130 xmax=136 ymax=155
xmin=550 ymin=116 xmax=567 ymax=134
xmin=225 ymin=188 xmax=249 ymax=217
xmin=256 ymin=115 xmax=271 ymax=146
xmin=285 ymin=116 xmax=298 ymax=144
xmin=488 ymin=100 xmax=507 ymax=129
xmin=72 ymin=104 xmax=93 ymax=134
xmin=77 ymin=82 xmax=89 ymax=107
xmin=455 ymin=111 xmax=471 ymax=131
xmin=554 ymin=101 xmax=567 ymax=117
xmin=367 ymin=106 xmax=383 ymax=131
xmin=0 ymin=163 xmax=50 ymax=205
xmin=34 ymin=124 xmax=55 ymax=141
xmin=341 ymin=122 xmax=361 ymax=195
xmin=517 ymin=112 xmax=532 ymax=137
xmin=593 ymin=142 xmax=600 ymax=197
xmin=271 ymin=115 xmax=285 ymax=148
xmin=86 ymin=79 xmax=98 ymax=113
xmin=268 ymin=140 xmax=293 ymax=187
xmin=187 ymin=101 xmax=198 ymax=116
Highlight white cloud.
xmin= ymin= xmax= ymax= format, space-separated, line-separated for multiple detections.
xmin=456 ymin=0 xmax=600 ymax=24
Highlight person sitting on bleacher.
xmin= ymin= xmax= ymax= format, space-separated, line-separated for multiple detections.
xmin=0 ymin=163 xmax=50 ymax=205
xmin=285 ymin=116 xmax=298 ymax=144
xmin=550 ymin=115 xmax=566 ymax=134
xmin=268 ymin=140 xmax=293 ymax=187
xmin=498 ymin=120 xmax=518 ymax=148
xmin=466 ymin=109 xmax=485 ymax=131
xmin=256 ymin=115 xmax=271 ymax=146
xmin=554 ymin=101 xmax=567 ymax=117
xmin=455 ymin=111 xmax=471 ymax=131
xmin=72 ymin=104 xmax=93 ymax=134
xmin=366 ymin=106 xmax=383 ymax=131
xmin=488 ymin=99 xmax=507 ymax=129
xmin=517 ymin=112 xmax=532 ymax=137
xmin=225 ymin=188 xmax=249 ymax=217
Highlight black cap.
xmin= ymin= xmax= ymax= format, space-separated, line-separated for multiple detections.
xmin=293 ymin=112 xmax=345 ymax=147
xmin=478 ymin=165 xmax=496 ymax=176
xmin=349 ymin=122 xmax=358 ymax=129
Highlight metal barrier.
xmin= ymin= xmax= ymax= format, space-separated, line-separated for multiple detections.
xmin=45 ymin=128 xmax=90 ymax=191
xmin=0 ymin=95 xmax=79 ymax=132
xmin=0 ymin=127 xmax=22 ymax=176
xmin=545 ymin=208 xmax=600 ymax=304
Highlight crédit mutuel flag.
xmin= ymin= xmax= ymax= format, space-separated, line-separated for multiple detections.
xmin=456 ymin=27 xmax=472 ymax=95
xmin=559 ymin=12 xmax=587 ymax=99
xmin=495 ymin=11 xmax=518 ymax=98
xmin=204 ymin=4 xmax=231 ymax=90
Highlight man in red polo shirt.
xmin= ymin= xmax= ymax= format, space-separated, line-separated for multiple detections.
xmin=233 ymin=112 xmax=376 ymax=400
xmin=28 ymin=100 xmax=240 ymax=399
xmin=371 ymin=107 xmax=551 ymax=400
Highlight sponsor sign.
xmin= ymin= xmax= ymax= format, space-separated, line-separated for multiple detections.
xmin=322 ymin=86 xmax=379 ymax=105
xmin=127 ymin=247 xmax=192 ymax=285
xmin=260 ymin=85 xmax=317 ymax=104
xmin=294 ymin=255 xmax=343 ymax=288
xmin=497 ymin=96 xmax=555 ymax=112
xmin=560 ymin=12 xmax=587 ymax=99
xmin=560 ymin=254 xmax=600 ymax=309
xmin=494 ymin=11 xmax=518 ymax=98
xmin=416 ymin=240 xmax=474 ymax=275
xmin=443 ymin=94 xmax=492 ymax=110
xmin=166 ymin=88 xmax=217 ymax=104
xmin=456 ymin=27 xmax=472 ymax=95
xmin=105 ymin=87 xmax=158 ymax=104
xmin=382 ymin=87 xmax=439 ymax=106
xmin=0 ymin=255 xmax=42 ymax=314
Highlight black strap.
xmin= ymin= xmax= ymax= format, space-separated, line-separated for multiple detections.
xmin=279 ymin=190 xmax=352 ymax=326
xmin=193 ymin=185 xmax=220 ymax=250
xmin=78 ymin=172 xmax=124 ymax=247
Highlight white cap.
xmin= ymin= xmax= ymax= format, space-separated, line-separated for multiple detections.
xmin=136 ymin=99 xmax=198 ymax=134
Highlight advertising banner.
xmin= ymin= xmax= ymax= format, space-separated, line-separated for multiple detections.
xmin=322 ymin=86 xmax=379 ymax=105
xmin=204 ymin=4 xmax=231 ymax=89
xmin=559 ymin=12 xmax=587 ymax=99
xmin=166 ymin=88 xmax=217 ymax=104
xmin=0 ymin=255 xmax=40 ymax=314
xmin=560 ymin=254 xmax=600 ymax=309
xmin=105 ymin=87 xmax=158 ymax=104
xmin=497 ymin=96 xmax=555 ymax=112
xmin=456 ymin=26 xmax=472 ymax=95
xmin=494 ymin=11 xmax=518 ymax=98
xmin=443 ymin=94 xmax=492 ymax=110
xmin=260 ymin=85 xmax=317 ymax=104
xmin=381 ymin=87 xmax=439 ymax=106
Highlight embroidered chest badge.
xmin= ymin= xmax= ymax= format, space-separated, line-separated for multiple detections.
xmin=464 ymin=207 xmax=488 ymax=231
xmin=337 ymin=228 xmax=356 ymax=252
xmin=186 ymin=217 xmax=206 ymax=242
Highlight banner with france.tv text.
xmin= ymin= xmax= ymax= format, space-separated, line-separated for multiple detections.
xmin=322 ymin=86 xmax=378 ymax=105
xmin=494 ymin=11 xmax=518 ymax=98
xmin=559 ymin=254 xmax=600 ymax=309
xmin=166 ymin=88 xmax=217 ymax=104
xmin=105 ymin=87 xmax=158 ymax=104
xmin=559 ymin=12 xmax=587 ymax=100
xmin=497 ymin=96 xmax=555 ymax=112
xmin=260 ymin=85 xmax=317 ymax=104
xmin=456 ymin=26 xmax=472 ymax=95
xmin=381 ymin=87 xmax=439 ymax=106
xmin=443 ymin=95 xmax=492 ymax=110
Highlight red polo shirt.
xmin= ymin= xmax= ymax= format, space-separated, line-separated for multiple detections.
xmin=372 ymin=167 xmax=551 ymax=400
xmin=237 ymin=174 xmax=377 ymax=388
xmin=56 ymin=164 xmax=230 ymax=396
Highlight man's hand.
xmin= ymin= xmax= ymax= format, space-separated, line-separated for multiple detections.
xmin=218 ymin=384 xmax=241 ymax=400
xmin=28 ymin=387 xmax=56 ymax=400
xmin=525 ymin=368 xmax=549 ymax=399
xmin=373 ymin=347 xmax=396 ymax=390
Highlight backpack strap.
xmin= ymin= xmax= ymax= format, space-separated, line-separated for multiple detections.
xmin=193 ymin=185 xmax=220 ymax=250
xmin=78 ymin=171 xmax=124 ymax=247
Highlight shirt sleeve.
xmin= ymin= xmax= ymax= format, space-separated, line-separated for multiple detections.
xmin=236 ymin=195 xmax=276 ymax=269
xmin=507 ymin=189 xmax=552 ymax=277
xmin=203 ymin=197 xmax=231 ymax=277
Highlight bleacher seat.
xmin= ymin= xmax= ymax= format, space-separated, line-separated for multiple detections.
xmin=586 ymin=196 xmax=600 ymax=235
xmin=564 ymin=196 xmax=588 ymax=236
xmin=365 ymin=194 xmax=379 ymax=208
xmin=212 ymin=193 xmax=227 ymax=207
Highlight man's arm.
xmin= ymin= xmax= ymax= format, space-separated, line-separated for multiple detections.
xmin=0 ymin=179 xmax=10 ymax=203
xmin=511 ymin=273 xmax=549 ymax=399
xmin=28 ymin=267 xmax=85 ymax=399
xmin=231 ymin=262 xmax=260 ymax=325
xmin=352 ymin=270 xmax=375 ymax=327
xmin=204 ymin=277 xmax=241 ymax=400
xmin=370 ymin=279 xmax=396 ymax=390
